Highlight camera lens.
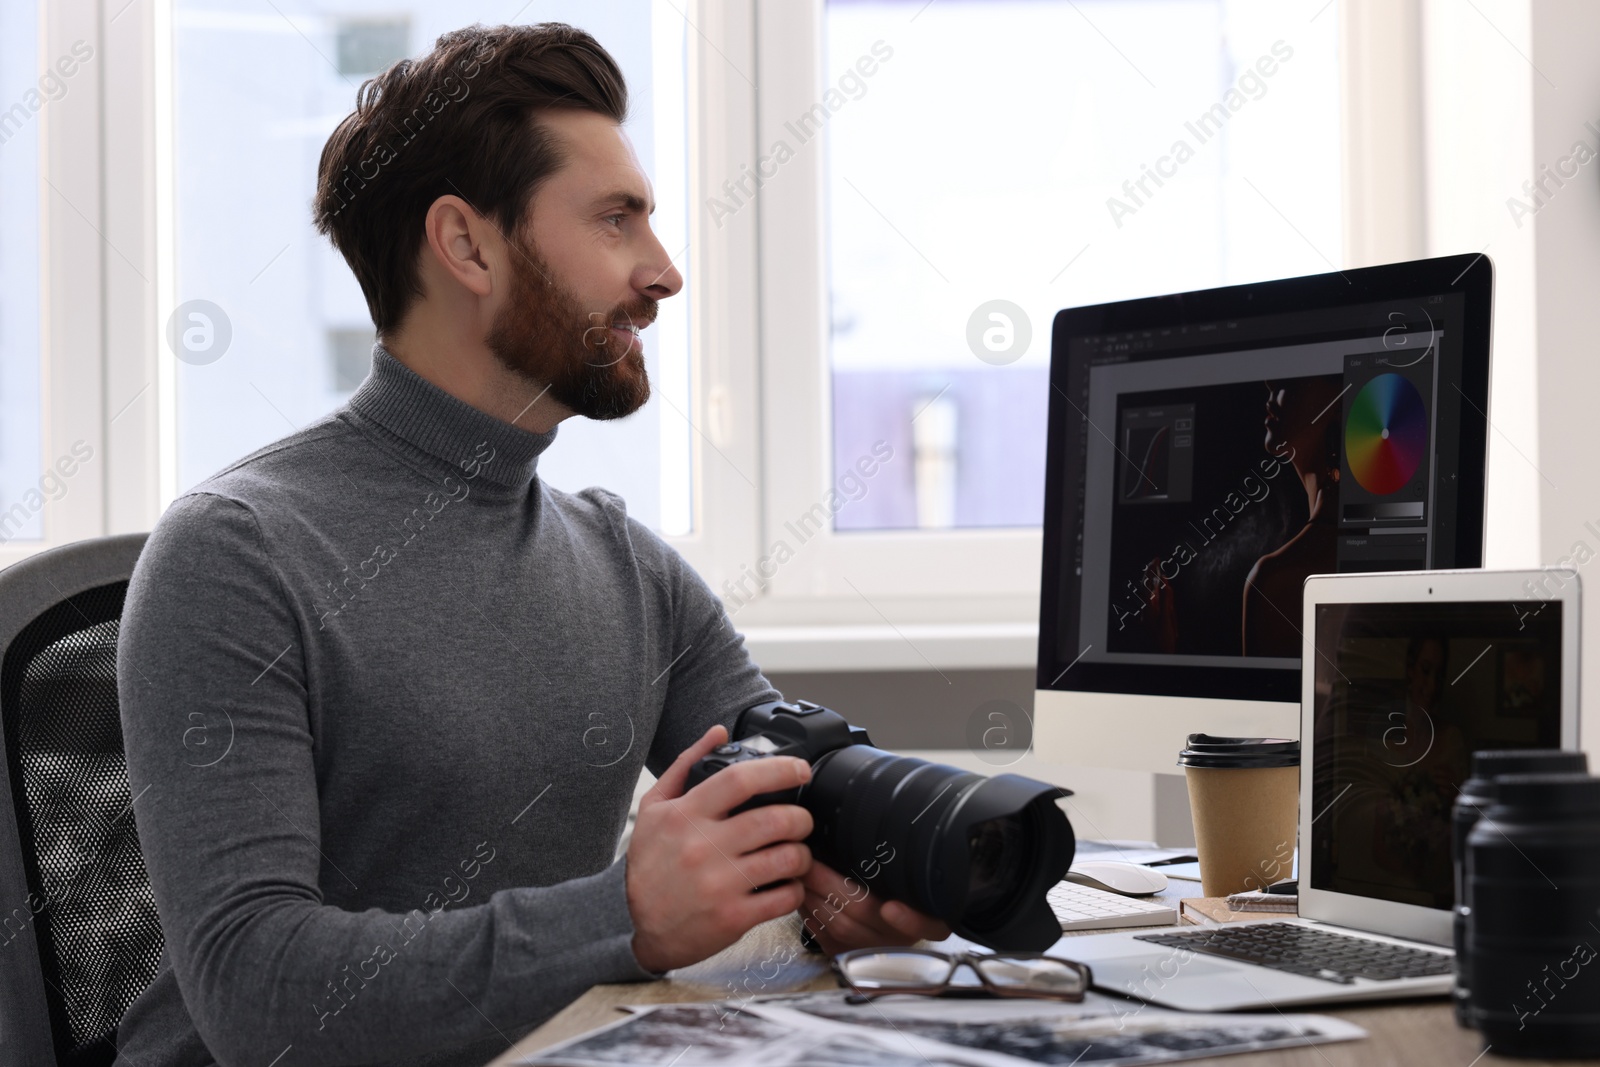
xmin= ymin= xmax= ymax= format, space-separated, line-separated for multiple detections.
xmin=1466 ymin=773 xmax=1600 ymax=1055
xmin=965 ymin=813 xmax=1029 ymax=923
xmin=1452 ymin=750 xmax=1588 ymax=1027
xmin=967 ymin=816 xmax=1022 ymax=903
xmin=799 ymin=745 xmax=1073 ymax=952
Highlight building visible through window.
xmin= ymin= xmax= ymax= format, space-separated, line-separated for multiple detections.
xmin=336 ymin=17 xmax=410 ymax=76
xmin=327 ymin=328 xmax=376 ymax=393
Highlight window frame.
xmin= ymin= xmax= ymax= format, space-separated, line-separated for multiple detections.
xmin=745 ymin=0 xmax=1042 ymax=637
xmin=664 ymin=0 xmax=764 ymax=585
xmin=0 ymin=0 xmax=139 ymax=571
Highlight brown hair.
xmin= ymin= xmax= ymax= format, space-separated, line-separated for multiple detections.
xmin=313 ymin=23 xmax=628 ymax=333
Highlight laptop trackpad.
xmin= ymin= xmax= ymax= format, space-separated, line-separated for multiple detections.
xmin=1090 ymin=956 xmax=1264 ymax=1004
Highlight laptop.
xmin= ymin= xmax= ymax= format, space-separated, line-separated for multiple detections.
xmin=1052 ymin=567 xmax=1581 ymax=1010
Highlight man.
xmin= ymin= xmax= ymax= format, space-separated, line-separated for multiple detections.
xmin=116 ymin=23 xmax=944 ymax=1067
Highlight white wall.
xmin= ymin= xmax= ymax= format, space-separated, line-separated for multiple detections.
xmin=1525 ymin=2 xmax=1600 ymax=759
xmin=1420 ymin=0 xmax=1541 ymax=569
xmin=1424 ymin=0 xmax=1600 ymax=759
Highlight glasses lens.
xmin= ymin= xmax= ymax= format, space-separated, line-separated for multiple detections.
xmin=974 ymin=956 xmax=1087 ymax=995
xmin=841 ymin=952 xmax=954 ymax=989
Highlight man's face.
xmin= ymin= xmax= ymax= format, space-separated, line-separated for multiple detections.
xmin=485 ymin=109 xmax=682 ymax=421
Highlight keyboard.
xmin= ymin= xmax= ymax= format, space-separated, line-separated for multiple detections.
xmin=1048 ymin=880 xmax=1177 ymax=931
xmin=1134 ymin=922 xmax=1453 ymax=984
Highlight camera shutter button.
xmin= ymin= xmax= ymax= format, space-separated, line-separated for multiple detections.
xmin=713 ymin=743 xmax=743 ymax=756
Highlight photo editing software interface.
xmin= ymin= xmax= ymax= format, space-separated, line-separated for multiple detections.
xmin=1309 ymin=599 xmax=1563 ymax=910
xmin=1056 ymin=293 xmax=1474 ymax=674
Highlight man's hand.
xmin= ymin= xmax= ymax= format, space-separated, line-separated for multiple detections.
xmin=800 ymin=862 xmax=951 ymax=955
xmin=627 ymin=725 xmax=815 ymax=973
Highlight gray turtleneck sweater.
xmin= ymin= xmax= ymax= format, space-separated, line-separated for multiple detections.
xmin=115 ymin=346 xmax=779 ymax=1067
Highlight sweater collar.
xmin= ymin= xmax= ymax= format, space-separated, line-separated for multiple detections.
xmin=345 ymin=343 xmax=557 ymax=494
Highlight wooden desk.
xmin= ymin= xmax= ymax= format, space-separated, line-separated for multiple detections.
xmin=488 ymin=890 xmax=1598 ymax=1067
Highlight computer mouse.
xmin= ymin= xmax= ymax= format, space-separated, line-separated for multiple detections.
xmin=1065 ymin=860 xmax=1169 ymax=897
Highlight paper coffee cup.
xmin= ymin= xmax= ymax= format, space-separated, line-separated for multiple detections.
xmin=1177 ymin=734 xmax=1300 ymax=898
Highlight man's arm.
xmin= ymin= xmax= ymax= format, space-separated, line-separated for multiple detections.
xmin=120 ymin=494 xmax=662 ymax=1065
xmin=619 ymin=510 xmax=779 ymax=774
xmin=623 ymin=514 xmax=950 ymax=955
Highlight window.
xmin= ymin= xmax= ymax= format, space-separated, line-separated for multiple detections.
xmin=41 ymin=0 xmax=1410 ymax=660
xmin=740 ymin=0 xmax=1341 ymax=626
xmin=823 ymin=0 xmax=1341 ymax=532
xmin=168 ymin=2 xmax=692 ymax=534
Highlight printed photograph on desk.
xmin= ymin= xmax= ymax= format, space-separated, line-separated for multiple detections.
xmin=524 ymin=990 xmax=1366 ymax=1067
xmin=756 ymin=991 xmax=1364 ymax=1066
xmin=520 ymin=1001 xmax=971 ymax=1067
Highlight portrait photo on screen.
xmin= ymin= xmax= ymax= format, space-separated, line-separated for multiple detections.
xmin=1105 ymin=373 xmax=1344 ymax=659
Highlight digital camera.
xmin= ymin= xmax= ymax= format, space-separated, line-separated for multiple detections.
xmin=686 ymin=699 xmax=1075 ymax=951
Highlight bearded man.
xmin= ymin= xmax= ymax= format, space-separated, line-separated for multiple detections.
xmin=116 ymin=22 xmax=943 ymax=1067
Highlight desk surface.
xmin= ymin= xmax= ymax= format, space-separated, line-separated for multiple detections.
xmin=487 ymin=881 xmax=1598 ymax=1067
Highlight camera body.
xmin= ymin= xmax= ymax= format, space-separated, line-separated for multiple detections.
xmin=686 ymin=699 xmax=869 ymax=808
xmin=687 ymin=699 xmax=1075 ymax=952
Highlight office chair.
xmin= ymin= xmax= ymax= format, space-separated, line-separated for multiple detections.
xmin=0 ymin=534 xmax=159 ymax=1067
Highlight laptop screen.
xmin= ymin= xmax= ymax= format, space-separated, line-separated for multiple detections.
xmin=1308 ymin=598 xmax=1564 ymax=910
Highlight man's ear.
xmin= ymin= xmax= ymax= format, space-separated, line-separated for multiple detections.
xmin=421 ymin=194 xmax=500 ymax=298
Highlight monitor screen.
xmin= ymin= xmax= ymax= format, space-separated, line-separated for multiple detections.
xmin=1307 ymin=599 xmax=1564 ymax=911
xmin=1038 ymin=256 xmax=1491 ymax=703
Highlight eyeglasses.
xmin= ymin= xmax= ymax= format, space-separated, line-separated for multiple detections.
xmin=831 ymin=948 xmax=1092 ymax=1002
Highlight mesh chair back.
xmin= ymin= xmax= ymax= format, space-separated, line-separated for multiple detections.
xmin=0 ymin=534 xmax=155 ymax=1067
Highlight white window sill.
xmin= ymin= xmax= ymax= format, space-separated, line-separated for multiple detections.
xmin=740 ymin=621 xmax=1039 ymax=673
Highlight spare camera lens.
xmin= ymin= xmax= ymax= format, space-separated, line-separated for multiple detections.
xmin=1466 ymin=772 xmax=1600 ymax=1056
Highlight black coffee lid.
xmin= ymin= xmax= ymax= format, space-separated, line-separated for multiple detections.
xmin=1177 ymin=733 xmax=1299 ymax=769
xmin=1472 ymin=748 xmax=1588 ymax=778
xmin=1490 ymin=772 xmax=1600 ymax=816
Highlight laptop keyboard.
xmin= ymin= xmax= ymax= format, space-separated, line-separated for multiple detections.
xmin=1133 ymin=922 xmax=1453 ymax=985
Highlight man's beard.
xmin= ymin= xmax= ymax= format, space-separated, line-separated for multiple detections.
xmin=485 ymin=234 xmax=654 ymax=422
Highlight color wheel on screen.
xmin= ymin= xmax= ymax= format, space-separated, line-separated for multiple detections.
xmin=1345 ymin=373 xmax=1428 ymax=495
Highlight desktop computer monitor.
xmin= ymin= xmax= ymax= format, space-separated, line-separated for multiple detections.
xmin=1034 ymin=254 xmax=1493 ymax=773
